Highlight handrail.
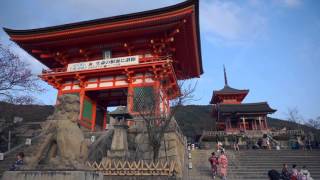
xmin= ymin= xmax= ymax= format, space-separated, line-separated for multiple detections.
xmin=3 ymin=133 xmax=43 ymax=156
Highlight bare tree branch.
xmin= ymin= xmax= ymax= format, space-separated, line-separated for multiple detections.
xmin=305 ymin=117 xmax=320 ymax=129
xmin=0 ymin=43 xmax=44 ymax=104
xmin=131 ymin=79 xmax=197 ymax=161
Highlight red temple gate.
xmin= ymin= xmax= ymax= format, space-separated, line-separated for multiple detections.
xmin=4 ymin=0 xmax=202 ymax=131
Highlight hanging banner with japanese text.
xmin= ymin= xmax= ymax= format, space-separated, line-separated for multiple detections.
xmin=67 ymin=56 xmax=139 ymax=72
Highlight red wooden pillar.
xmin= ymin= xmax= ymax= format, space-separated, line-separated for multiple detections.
xmin=79 ymin=88 xmax=85 ymax=121
xmin=225 ymin=120 xmax=229 ymax=132
xmin=127 ymin=78 xmax=133 ymax=114
xmin=103 ymin=110 xmax=107 ymax=130
xmin=264 ymin=116 xmax=268 ymax=130
xmin=154 ymin=79 xmax=161 ymax=116
xmin=254 ymin=119 xmax=257 ymax=130
xmin=91 ymin=101 xmax=97 ymax=131
xmin=252 ymin=120 xmax=255 ymax=130
xmin=242 ymin=117 xmax=246 ymax=131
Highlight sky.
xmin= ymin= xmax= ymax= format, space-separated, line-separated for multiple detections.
xmin=0 ymin=0 xmax=319 ymax=120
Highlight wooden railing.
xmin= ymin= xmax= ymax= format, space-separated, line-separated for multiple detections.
xmin=270 ymin=129 xmax=304 ymax=136
xmin=42 ymin=67 xmax=66 ymax=74
xmin=86 ymin=160 xmax=176 ymax=176
xmin=202 ymin=129 xmax=304 ymax=138
xmin=202 ymin=130 xmax=226 ymax=137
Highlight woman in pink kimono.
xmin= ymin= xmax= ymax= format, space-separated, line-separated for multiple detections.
xmin=208 ymin=152 xmax=219 ymax=179
xmin=218 ymin=151 xmax=228 ymax=180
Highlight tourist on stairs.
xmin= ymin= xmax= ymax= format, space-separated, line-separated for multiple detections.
xmin=218 ymin=150 xmax=228 ymax=180
xmin=280 ymin=163 xmax=290 ymax=180
xmin=233 ymin=137 xmax=240 ymax=151
xmin=298 ymin=166 xmax=313 ymax=180
xmin=268 ymin=169 xmax=281 ymax=180
xmin=290 ymin=164 xmax=299 ymax=180
xmin=9 ymin=152 xmax=24 ymax=171
xmin=208 ymin=152 xmax=219 ymax=179
xmin=217 ymin=141 xmax=224 ymax=153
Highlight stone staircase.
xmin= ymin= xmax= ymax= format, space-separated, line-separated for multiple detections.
xmin=187 ymin=149 xmax=238 ymax=180
xmin=232 ymin=149 xmax=320 ymax=180
xmin=0 ymin=134 xmax=46 ymax=178
xmin=187 ymin=149 xmax=320 ymax=180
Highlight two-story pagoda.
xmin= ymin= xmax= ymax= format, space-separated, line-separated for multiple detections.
xmin=4 ymin=0 xmax=202 ymax=131
xmin=210 ymin=67 xmax=276 ymax=134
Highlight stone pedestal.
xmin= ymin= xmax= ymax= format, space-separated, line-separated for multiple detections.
xmin=2 ymin=171 xmax=103 ymax=180
xmin=108 ymin=124 xmax=129 ymax=159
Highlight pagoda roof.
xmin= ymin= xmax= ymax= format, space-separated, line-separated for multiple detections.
xmin=3 ymin=0 xmax=202 ymax=80
xmin=217 ymin=102 xmax=276 ymax=114
xmin=213 ymin=85 xmax=249 ymax=95
xmin=210 ymin=85 xmax=249 ymax=104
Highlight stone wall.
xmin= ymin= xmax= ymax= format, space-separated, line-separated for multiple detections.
xmin=2 ymin=171 xmax=103 ymax=180
xmin=130 ymin=130 xmax=186 ymax=177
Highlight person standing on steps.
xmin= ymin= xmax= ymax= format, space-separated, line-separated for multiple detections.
xmin=298 ymin=166 xmax=313 ymax=180
xmin=268 ymin=169 xmax=281 ymax=180
xmin=290 ymin=164 xmax=299 ymax=180
xmin=280 ymin=163 xmax=290 ymax=180
xmin=262 ymin=134 xmax=270 ymax=150
xmin=233 ymin=137 xmax=240 ymax=151
xmin=267 ymin=136 xmax=272 ymax=150
xmin=218 ymin=150 xmax=228 ymax=180
xmin=9 ymin=152 xmax=24 ymax=171
xmin=208 ymin=152 xmax=219 ymax=179
xmin=217 ymin=141 xmax=223 ymax=153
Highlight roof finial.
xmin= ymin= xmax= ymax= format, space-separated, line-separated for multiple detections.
xmin=223 ymin=65 xmax=228 ymax=86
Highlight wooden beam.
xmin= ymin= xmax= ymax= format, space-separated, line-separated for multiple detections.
xmin=40 ymin=54 xmax=54 ymax=58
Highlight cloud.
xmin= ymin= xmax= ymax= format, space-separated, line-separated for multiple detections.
xmin=282 ymin=0 xmax=302 ymax=7
xmin=200 ymin=0 xmax=267 ymax=46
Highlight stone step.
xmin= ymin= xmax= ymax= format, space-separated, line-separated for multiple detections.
xmin=233 ymin=150 xmax=320 ymax=179
xmin=230 ymin=166 xmax=320 ymax=169
xmin=238 ymin=162 xmax=320 ymax=166
xmin=0 ymin=135 xmax=46 ymax=177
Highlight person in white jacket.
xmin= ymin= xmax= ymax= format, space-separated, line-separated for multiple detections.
xmin=299 ymin=166 xmax=313 ymax=180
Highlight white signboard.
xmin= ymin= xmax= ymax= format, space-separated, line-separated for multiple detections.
xmin=0 ymin=153 xmax=4 ymax=161
xmin=91 ymin=136 xmax=96 ymax=143
xmin=67 ymin=56 xmax=139 ymax=72
xmin=25 ymin=138 xmax=32 ymax=145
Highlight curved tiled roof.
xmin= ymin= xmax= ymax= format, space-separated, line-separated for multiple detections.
xmin=3 ymin=0 xmax=199 ymax=36
xmin=3 ymin=0 xmax=202 ymax=79
xmin=217 ymin=102 xmax=276 ymax=114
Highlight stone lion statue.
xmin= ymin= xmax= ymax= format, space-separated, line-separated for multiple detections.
xmin=25 ymin=94 xmax=89 ymax=169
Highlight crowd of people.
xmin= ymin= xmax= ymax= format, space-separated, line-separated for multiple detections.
xmin=208 ymin=142 xmax=229 ymax=180
xmin=231 ymin=135 xmax=272 ymax=151
xmin=208 ymin=140 xmax=316 ymax=180
xmin=232 ymin=135 xmax=319 ymax=151
xmin=268 ymin=164 xmax=314 ymax=180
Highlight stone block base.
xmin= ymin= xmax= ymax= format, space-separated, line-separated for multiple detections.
xmin=2 ymin=170 xmax=103 ymax=180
